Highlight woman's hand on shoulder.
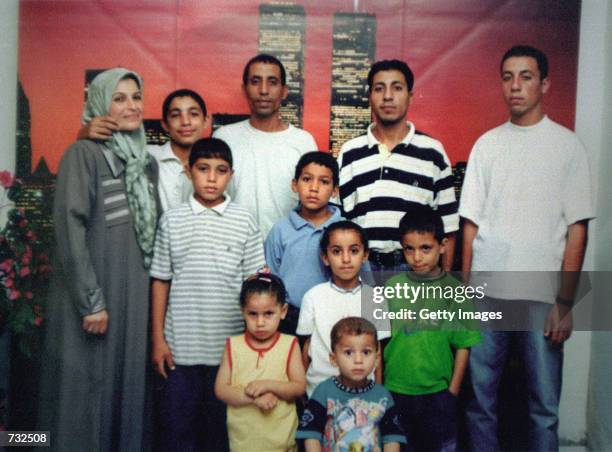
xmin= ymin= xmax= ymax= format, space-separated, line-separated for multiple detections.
xmin=78 ymin=115 xmax=118 ymax=141
xmin=82 ymin=309 xmax=109 ymax=335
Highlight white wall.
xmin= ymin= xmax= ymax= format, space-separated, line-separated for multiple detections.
xmin=0 ymin=0 xmax=18 ymax=175
xmin=557 ymin=0 xmax=610 ymax=445
xmin=0 ymin=0 xmax=18 ymax=427
xmin=582 ymin=0 xmax=612 ymax=449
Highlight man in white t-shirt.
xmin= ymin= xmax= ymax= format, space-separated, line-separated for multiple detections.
xmin=80 ymin=89 xmax=209 ymax=211
xmin=213 ymin=54 xmax=317 ymax=237
xmin=459 ymin=45 xmax=594 ymax=452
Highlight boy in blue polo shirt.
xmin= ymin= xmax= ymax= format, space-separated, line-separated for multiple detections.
xmin=264 ymin=151 xmax=342 ymax=334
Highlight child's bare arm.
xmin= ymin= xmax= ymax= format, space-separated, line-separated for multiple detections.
xmin=214 ymin=345 xmax=255 ymax=407
xmin=244 ymin=339 xmax=306 ymax=401
xmin=301 ymin=336 xmax=311 ymax=370
xmin=253 ymin=393 xmax=278 ymax=411
xmin=383 ymin=442 xmax=401 ymax=452
xmin=304 ymin=439 xmax=323 ymax=452
xmin=151 ymin=278 xmax=175 ymax=379
xmin=448 ymin=348 xmax=470 ymax=395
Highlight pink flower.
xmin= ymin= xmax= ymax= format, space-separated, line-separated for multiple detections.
xmin=4 ymin=277 xmax=14 ymax=288
xmin=26 ymin=230 xmax=37 ymax=242
xmin=34 ymin=316 xmax=43 ymax=326
xmin=0 ymin=259 xmax=13 ymax=272
xmin=9 ymin=289 xmax=20 ymax=300
xmin=25 ymin=291 xmax=33 ymax=299
xmin=20 ymin=267 xmax=31 ymax=277
xmin=0 ymin=171 xmax=15 ymax=188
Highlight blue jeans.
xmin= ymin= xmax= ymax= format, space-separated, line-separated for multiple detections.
xmin=392 ymin=390 xmax=458 ymax=452
xmin=466 ymin=302 xmax=563 ymax=452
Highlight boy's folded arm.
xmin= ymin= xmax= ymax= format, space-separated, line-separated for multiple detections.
xmin=214 ymin=346 xmax=255 ymax=407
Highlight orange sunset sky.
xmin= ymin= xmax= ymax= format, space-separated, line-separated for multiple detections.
xmin=18 ymin=0 xmax=580 ymax=173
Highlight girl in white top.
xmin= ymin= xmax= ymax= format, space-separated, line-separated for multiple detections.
xmin=297 ymin=221 xmax=389 ymax=396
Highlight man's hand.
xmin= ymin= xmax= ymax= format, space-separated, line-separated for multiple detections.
xmin=253 ymin=393 xmax=278 ymax=411
xmin=151 ymin=338 xmax=176 ymax=379
xmin=82 ymin=309 xmax=108 ymax=335
xmin=544 ymin=303 xmax=573 ymax=344
xmin=78 ymin=115 xmax=118 ymax=141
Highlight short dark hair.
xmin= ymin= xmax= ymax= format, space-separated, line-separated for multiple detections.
xmin=162 ymin=89 xmax=207 ymax=122
xmin=501 ymin=45 xmax=549 ymax=80
xmin=294 ymin=151 xmax=339 ymax=186
xmin=398 ymin=204 xmax=444 ymax=243
xmin=188 ymin=138 xmax=232 ymax=168
xmin=320 ymin=220 xmax=368 ymax=255
xmin=242 ymin=54 xmax=286 ymax=86
xmin=330 ymin=317 xmax=378 ymax=352
xmin=367 ymin=59 xmax=414 ymax=91
xmin=239 ymin=273 xmax=288 ymax=307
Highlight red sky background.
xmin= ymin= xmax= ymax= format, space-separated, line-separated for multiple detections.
xmin=19 ymin=0 xmax=580 ymax=173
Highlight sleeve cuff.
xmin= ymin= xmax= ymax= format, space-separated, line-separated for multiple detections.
xmin=80 ymin=287 xmax=106 ymax=317
xmin=150 ymin=270 xmax=173 ymax=280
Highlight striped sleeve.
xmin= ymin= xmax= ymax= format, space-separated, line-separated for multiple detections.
xmin=150 ymin=213 xmax=173 ymax=280
xmin=242 ymin=214 xmax=266 ymax=279
xmin=432 ymin=143 xmax=459 ymax=233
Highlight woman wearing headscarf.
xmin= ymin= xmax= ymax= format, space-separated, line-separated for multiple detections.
xmin=39 ymin=68 xmax=159 ymax=451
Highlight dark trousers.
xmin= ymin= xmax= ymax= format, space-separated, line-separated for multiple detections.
xmin=158 ymin=364 xmax=229 ymax=452
xmin=392 ymin=390 xmax=458 ymax=452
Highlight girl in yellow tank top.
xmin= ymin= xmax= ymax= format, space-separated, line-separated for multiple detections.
xmin=215 ymin=273 xmax=307 ymax=452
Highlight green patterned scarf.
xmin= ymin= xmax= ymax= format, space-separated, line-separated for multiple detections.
xmin=82 ymin=68 xmax=157 ymax=268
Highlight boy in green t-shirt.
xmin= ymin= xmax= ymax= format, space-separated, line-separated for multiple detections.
xmin=383 ymin=205 xmax=481 ymax=451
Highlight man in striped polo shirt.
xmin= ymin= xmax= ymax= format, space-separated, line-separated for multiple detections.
xmin=337 ymin=59 xmax=459 ymax=272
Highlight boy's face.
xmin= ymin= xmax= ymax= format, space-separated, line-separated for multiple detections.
xmin=188 ymin=157 xmax=233 ymax=208
xmin=291 ymin=162 xmax=338 ymax=215
xmin=242 ymin=292 xmax=287 ymax=345
xmin=330 ymin=333 xmax=379 ymax=388
xmin=162 ymin=96 xmax=208 ymax=149
xmin=401 ymin=231 xmax=446 ymax=277
xmin=321 ymin=229 xmax=368 ymax=289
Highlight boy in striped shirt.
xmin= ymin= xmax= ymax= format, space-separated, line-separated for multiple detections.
xmin=150 ymin=137 xmax=265 ymax=452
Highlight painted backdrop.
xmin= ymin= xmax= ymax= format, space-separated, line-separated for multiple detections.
xmin=18 ymin=0 xmax=580 ymax=174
